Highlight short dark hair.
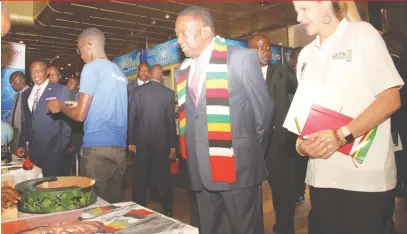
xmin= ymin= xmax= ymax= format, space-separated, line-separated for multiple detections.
xmin=30 ymin=60 xmax=47 ymax=70
xmin=67 ymin=76 xmax=80 ymax=84
xmin=290 ymin=47 xmax=303 ymax=62
xmin=382 ymin=31 xmax=407 ymax=58
xmin=138 ymin=62 xmax=150 ymax=70
xmin=9 ymin=71 xmax=26 ymax=84
xmin=178 ymin=6 xmax=215 ymax=32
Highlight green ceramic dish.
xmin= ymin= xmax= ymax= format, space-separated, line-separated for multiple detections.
xmin=15 ymin=176 xmax=97 ymax=214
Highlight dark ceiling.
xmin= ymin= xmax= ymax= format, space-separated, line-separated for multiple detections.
xmin=3 ymin=1 xmax=297 ymax=73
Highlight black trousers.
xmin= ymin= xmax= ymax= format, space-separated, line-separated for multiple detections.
xmin=266 ymin=136 xmax=299 ymax=234
xmin=308 ymin=186 xmax=394 ymax=234
xmin=196 ymin=185 xmax=264 ymax=234
xmin=296 ymin=156 xmax=308 ymax=198
xmin=132 ymin=145 xmax=173 ymax=215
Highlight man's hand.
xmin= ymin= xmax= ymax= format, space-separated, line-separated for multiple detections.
xmin=128 ymin=145 xmax=136 ymax=153
xmin=299 ymin=130 xmax=342 ymax=159
xmin=15 ymin=147 xmax=25 ymax=158
xmin=47 ymin=99 xmax=62 ymax=113
xmin=1 ymin=186 xmax=20 ymax=209
xmin=66 ymin=143 xmax=74 ymax=153
xmin=169 ymin=148 xmax=176 ymax=159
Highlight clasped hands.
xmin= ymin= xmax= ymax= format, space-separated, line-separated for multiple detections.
xmin=128 ymin=145 xmax=176 ymax=160
xmin=297 ymin=130 xmax=344 ymax=159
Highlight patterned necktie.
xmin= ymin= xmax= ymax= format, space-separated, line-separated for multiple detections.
xmin=189 ymin=62 xmax=201 ymax=106
xmin=32 ymin=87 xmax=41 ymax=112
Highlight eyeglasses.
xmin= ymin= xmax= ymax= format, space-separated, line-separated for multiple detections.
xmin=76 ymin=42 xmax=92 ymax=54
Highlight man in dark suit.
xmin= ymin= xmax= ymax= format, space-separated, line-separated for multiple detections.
xmin=383 ymin=31 xmax=407 ymax=227
xmin=16 ymin=60 xmax=72 ymax=177
xmin=249 ymin=34 xmax=299 ymax=234
xmin=127 ymin=63 xmax=150 ymax=92
xmin=175 ymin=7 xmax=273 ymax=234
xmin=128 ymin=64 xmax=176 ymax=217
xmin=9 ymin=71 xmax=29 ymax=153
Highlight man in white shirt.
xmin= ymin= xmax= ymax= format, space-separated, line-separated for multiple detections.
xmin=16 ymin=61 xmax=72 ymax=177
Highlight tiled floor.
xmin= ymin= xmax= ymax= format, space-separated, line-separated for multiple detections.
xmin=123 ymin=166 xmax=407 ymax=234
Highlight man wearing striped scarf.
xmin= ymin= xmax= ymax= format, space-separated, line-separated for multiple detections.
xmin=175 ymin=6 xmax=274 ymax=234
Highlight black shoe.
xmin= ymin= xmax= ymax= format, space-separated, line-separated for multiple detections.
xmin=296 ymin=195 xmax=305 ymax=205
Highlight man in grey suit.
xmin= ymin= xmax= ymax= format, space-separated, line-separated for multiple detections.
xmin=175 ymin=7 xmax=274 ymax=234
xmin=249 ymin=34 xmax=299 ymax=234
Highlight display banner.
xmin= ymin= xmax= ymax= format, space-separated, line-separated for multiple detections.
xmin=112 ymin=49 xmax=143 ymax=76
xmin=282 ymin=47 xmax=293 ymax=65
xmin=143 ymin=38 xmax=182 ymax=66
xmin=270 ymin=46 xmax=282 ymax=64
xmin=225 ymin=39 xmax=248 ymax=48
xmin=1 ymin=41 xmax=26 ymax=121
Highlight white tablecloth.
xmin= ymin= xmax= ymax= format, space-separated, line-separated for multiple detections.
xmin=1 ymin=156 xmax=43 ymax=185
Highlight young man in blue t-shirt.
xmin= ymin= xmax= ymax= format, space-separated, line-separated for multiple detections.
xmin=48 ymin=27 xmax=128 ymax=203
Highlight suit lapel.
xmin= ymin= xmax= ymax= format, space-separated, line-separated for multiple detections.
xmin=33 ymin=82 xmax=52 ymax=116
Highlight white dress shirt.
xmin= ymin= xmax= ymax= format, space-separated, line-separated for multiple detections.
xmin=137 ymin=79 xmax=149 ymax=86
xmin=28 ymin=79 xmax=49 ymax=112
xmin=188 ymin=38 xmax=215 ymax=99
xmin=261 ymin=65 xmax=268 ymax=81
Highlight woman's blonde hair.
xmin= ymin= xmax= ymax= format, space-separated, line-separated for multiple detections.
xmin=332 ymin=1 xmax=362 ymax=22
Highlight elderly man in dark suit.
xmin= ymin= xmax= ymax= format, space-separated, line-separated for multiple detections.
xmin=16 ymin=60 xmax=72 ymax=177
xmin=175 ymin=7 xmax=274 ymax=234
xmin=128 ymin=64 xmax=177 ymax=217
xmin=249 ymin=34 xmax=300 ymax=234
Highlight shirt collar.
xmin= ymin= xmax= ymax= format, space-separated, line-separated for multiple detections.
xmin=137 ymin=79 xmax=148 ymax=86
xmin=196 ymin=38 xmax=215 ymax=65
xmin=19 ymin=85 xmax=29 ymax=93
xmin=34 ymin=79 xmax=49 ymax=90
xmin=312 ymin=18 xmax=349 ymax=48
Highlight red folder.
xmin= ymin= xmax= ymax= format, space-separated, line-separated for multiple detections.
xmin=302 ymin=104 xmax=354 ymax=155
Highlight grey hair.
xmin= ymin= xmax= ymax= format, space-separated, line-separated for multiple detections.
xmin=178 ymin=6 xmax=215 ymax=33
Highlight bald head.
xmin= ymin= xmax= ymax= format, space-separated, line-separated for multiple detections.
xmin=248 ymin=34 xmax=270 ymax=66
xmin=151 ymin=64 xmax=164 ymax=83
xmin=47 ymin=65 xmax=61 ymax=84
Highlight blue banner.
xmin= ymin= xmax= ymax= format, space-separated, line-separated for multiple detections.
xmin=225 ymin=39 xmax=248 ymax=48
xmin=282 ymin=47 xmax=292 ymax=65
xmin=112 ymin=49 xmax=143 ymax=76
xmin=143 ymin=38 xmax=182 ymax=66
xmin=271 ymin=46 xmax=282 ymax=64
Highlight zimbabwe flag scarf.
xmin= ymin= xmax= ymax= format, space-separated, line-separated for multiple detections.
xmin=177 ymin=36 xmax=236 ymax=183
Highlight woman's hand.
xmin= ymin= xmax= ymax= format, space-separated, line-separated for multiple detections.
xmin=299 ymin=130 xmax=342 ymax=159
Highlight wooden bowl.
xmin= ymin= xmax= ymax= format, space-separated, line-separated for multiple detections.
xmin=15 ymin=176 xmax=97 ymax=214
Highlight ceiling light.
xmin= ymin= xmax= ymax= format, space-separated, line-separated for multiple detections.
xmin=152 ymin=20 xmax=156 ymax=25
xmin=165 ymin=14 xmax=170 ymax=19
xmin=18 ymin=41 xmax=24 ymax=44
xmin=67 ymin=64 xmax=71 ymax=66
xmin=65 ymin=77 xmax=68 ymax=80
xmin=278 ymin=42 xmax=283 ymax=46
xmin=60 ymin=68 xmax=64 ymax=70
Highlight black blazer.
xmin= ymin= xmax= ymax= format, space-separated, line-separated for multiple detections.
xmin=391 ymin=55 xmax=407 ymax=148
xmin=264 ymin=64 xmax=298 ymax=158
xmin=128 ymin=81 xmax=176 ymax=148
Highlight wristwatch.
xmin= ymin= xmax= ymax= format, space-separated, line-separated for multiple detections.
xmin=340 ymin=126 xmax=354 ymax=144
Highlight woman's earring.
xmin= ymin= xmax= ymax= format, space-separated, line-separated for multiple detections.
xmin=323 ymin=14 xmax=332 ymax=24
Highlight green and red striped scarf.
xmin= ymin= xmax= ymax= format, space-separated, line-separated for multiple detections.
xmin=177 ymin=36 xmax=236 ymax=183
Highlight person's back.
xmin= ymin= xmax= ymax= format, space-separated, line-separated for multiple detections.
xmin=80 ymin=59 xmax=128 ymax=147
xmin=132 ymin=81 xmax=174 ymax=147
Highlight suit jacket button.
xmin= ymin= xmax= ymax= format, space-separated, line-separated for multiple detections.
xmin=273 ymin=125 xmax=275 ymax=129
